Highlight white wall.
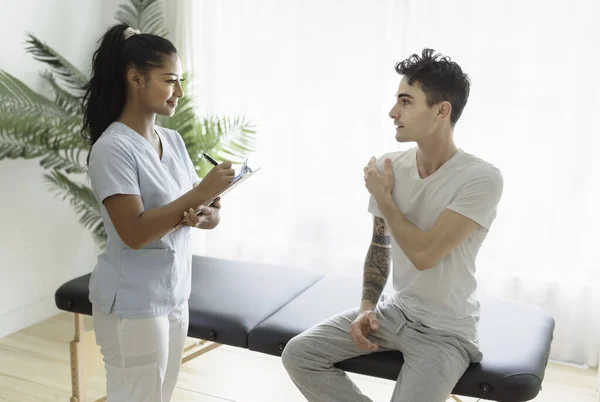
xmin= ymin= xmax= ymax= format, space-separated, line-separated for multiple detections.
xmin=0 ymin=0 xmax=122 ymax=338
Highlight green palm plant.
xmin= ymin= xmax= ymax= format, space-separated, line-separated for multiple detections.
xmin=0 ymin=0 xmax=256 ymax=247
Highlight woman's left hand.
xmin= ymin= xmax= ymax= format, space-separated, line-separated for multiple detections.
xmin=176 ymin=197 xmax=221 ymax=229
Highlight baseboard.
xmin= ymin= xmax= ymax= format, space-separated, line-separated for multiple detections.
xmin=549 ymin=358 xmax=588 ymax=369
xmin=0 ymin=294 xmax=59 ymax=339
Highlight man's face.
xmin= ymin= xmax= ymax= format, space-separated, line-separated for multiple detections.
xmin=388 ymin=77 xmax=438 ymax=143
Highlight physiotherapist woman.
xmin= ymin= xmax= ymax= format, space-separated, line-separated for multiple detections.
xmin=81 ymin=23 xmax=234 ymax=402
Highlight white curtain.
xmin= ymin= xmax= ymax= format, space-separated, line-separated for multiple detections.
xmin=183 ymin=0 xmax=600 ymax=367
xmin=163 ymin=0 xmax=194 ymax=76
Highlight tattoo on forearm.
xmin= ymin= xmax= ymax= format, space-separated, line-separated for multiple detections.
xmin=372 ymin=233 xmax=391 ymax=246
xmin=362 ymin=217 xmax=392 ymax=305
xmin=372 ymin=217 xmax=391 ymax=247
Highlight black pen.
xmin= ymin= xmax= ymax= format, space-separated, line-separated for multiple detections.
xmin=202 ymin=152 xmax=219 ymax=166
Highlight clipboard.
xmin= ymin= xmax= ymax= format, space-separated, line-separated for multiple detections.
xmin=195 ymin=159 xmax=260 ymax=216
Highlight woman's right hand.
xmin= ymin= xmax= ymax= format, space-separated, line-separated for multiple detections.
xmin=196 ymin=161 xmax=235 ymax=200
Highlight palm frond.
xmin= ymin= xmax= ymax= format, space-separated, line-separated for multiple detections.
xmin=24 ymin=33 xmax=88 ymax=97
xmin=185 ymin=115 xmax=257 ymax=178
xmin=0 ymin=71 xmax=68 ymax=118
xmin=43 ymin=170 xmax=105 ymax=243
xmin=115 ymin=0 xmax=168 ymax=36
xmin=209 ymin=116 xmax=257 ymax=162
xmin=0 ymin=70 xmax=86 ymax=170
xmin=41 ymin=71 xmax=81 ymax=113
xmin=0 ymin=114 xmax=86 ymax=172
xmin=39 ymin=138 xmax=87 ymax=173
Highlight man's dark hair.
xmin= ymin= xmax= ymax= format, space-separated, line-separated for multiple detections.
xmin=395 ymin=48 xmax=470 ymax=126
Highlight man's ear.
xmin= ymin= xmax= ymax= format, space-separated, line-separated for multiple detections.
xmin=126 ymin=67 xmax=145 ymax=89
xmin=437 ymin=101 xmax=452 ymax=121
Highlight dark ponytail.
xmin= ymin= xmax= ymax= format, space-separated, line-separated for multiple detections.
xmin=81 ymin=23 xmax=178 ymax=163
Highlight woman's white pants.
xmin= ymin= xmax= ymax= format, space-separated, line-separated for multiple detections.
xmin=92 ymin=302 xmax=189 ymax=402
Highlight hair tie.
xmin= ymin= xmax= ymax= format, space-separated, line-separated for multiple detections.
xmin=123 ymin=27 xmax=141 ymax=41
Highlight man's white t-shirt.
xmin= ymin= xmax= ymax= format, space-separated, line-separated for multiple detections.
xmin=368 ymin=147 xmax=503 ymax=343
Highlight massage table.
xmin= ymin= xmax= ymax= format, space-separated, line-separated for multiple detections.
xmin=55 ymin=255 xmax=555 ymax=402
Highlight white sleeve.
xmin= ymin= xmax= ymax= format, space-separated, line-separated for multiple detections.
xmin=446 ymin=166 xmax=503 ymax=231
xmin=366 ymin=155 xmax=388 ymax=218
xmin=88 ymin=139 xmax=140 ymax=203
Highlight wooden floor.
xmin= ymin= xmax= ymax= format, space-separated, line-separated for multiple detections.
xmin=0 ymin=312 xmax=597 ymax=402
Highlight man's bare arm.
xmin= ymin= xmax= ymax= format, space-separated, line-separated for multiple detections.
xmin=377 ymin=196 xmax=479 ymax=271
xmin=360 ymin=217 xmax=392 ymax=312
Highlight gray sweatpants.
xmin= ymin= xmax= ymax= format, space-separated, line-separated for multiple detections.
xmin=282 ymin=295 xmax=482 ymax=402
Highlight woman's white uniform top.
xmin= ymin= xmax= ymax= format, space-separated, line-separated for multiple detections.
xmin=88 ymin=121 xmax=200 ymax=318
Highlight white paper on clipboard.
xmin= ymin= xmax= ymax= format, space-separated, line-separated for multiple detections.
xmin=194 ymin=160 xmax=260 ymax=215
